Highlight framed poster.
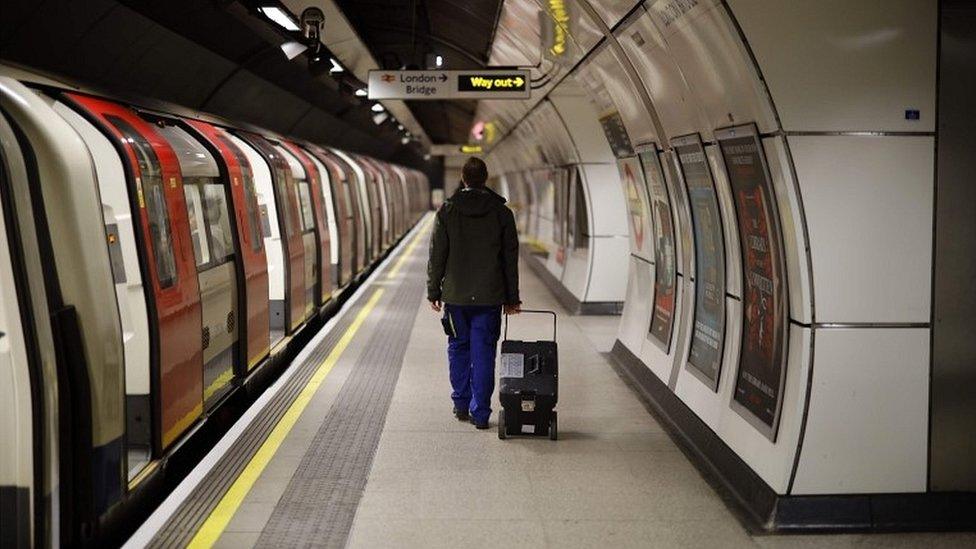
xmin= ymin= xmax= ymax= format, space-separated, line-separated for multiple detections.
xmin=617 ymin=156 xmax=651 ymax=260
xmin=601 ymin=111 xmax=636 ymax=158
xmin=638 ymin=147 xmax=677 ymax=352
xmin=672 ymin=134 xmax=726 ymax=392
xmin=717 ymin=124 xmax=789 ymax=441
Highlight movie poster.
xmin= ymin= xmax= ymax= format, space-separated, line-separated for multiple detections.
xmin=639 ymin=149 xmax=677 ymax=351
xmin=672 ymin=135 xmax=725 ymax=391
xmin=718 ymin=126 xmax=788 ymax=438
xmin=617 ymin=156 xmax=651 ymax=260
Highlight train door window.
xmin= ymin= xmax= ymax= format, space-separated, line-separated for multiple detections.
xmin=297 ymin=182 xmax=315 ymax=231
xmin=104 ymin=115 xmax=178 ymax=288
xmin=183 ymin=183 xmax=211 ymax=266
xmin=219 ymin=134 xmax=263 ymax=252
xmin=203 ymin=184 xmax=234 ymax=261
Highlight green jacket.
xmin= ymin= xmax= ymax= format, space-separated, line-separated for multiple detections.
xmin=427 ymin=187 xmax=520 ymax=306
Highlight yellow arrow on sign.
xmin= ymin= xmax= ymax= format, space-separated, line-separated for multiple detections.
xmin=513 ymin=76 xmax=524 ymax=87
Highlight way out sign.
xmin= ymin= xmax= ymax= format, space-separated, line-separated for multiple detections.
xmin=367 ymin=69 xmax=531 ymax=100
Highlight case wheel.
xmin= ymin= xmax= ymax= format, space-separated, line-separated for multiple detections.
xmin=549 ymin=412 xmax=558 ymax=441
xmin=498 ymin=410 xmax=507 ymax=440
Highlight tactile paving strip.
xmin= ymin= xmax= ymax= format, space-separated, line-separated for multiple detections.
xmin=254 ymin=249 xmax=425 ymax=548
xmin=147 ymin=223 xmax=427 ymax=549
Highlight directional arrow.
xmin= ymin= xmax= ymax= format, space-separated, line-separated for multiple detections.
xmin=439 ymin=73 xmax=448 ymax=82
xmin=513 ymin=76 xmax=525 ymax=87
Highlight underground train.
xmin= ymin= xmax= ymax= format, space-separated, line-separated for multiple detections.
xmin=0 ymin=66 xmax=429 ymax=547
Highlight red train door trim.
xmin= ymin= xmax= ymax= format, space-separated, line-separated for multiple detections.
xmin=64 ymin=93 xmax=203 ymax=452
xmin=282 ymin=141 xmax=331 ymax=305
xmin=184 ymin=120 xmax=271 ymax=371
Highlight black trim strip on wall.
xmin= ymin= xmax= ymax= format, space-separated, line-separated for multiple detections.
xmin=609 ymin=340 xmax=976 ymax=532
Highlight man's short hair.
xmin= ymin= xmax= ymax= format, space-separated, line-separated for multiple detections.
xmin=462 ymin=157 xmax=488 ymax=188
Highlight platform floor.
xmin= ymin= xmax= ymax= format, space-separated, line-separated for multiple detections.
xmin=130 ymin=218 xmax=975 ymax=549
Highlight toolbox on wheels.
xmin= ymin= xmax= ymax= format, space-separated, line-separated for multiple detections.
xmin=498 ymin=309 xmax=558 ymax=441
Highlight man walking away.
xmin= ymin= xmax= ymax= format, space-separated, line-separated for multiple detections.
xmin=427 ymin=157 xmax=521 ymax=429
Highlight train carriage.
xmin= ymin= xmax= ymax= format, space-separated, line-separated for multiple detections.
xmin=0 ymin=66 xmax=429 ymax=547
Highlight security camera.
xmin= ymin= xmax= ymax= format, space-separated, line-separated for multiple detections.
xmin=300 ymin=7 xmax=325 ymax=46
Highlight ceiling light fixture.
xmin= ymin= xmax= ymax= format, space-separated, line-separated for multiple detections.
xmin=259 ymin=6 xmax=300 ymax=31
xmin=371 ymin=103 xmax=384 ymax=113
xmin=401 ymin=137 xmax=410 ymax=145
xmin=372 ymin=112 xmax=388 ymax=125
xmin=329 ymin=58 xmax=344 ymax=73
xmin=354 ymin=88 xmax=368 ymax=97
xmin=280 ymin=40 xmax=308 ymax=60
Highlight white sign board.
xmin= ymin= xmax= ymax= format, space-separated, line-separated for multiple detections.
xmin=368 ymin=70 xmax=531 ymax=100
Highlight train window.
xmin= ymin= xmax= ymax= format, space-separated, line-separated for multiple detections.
xmin=104 ymin=115 xmax=178 ymax=288
xmin=297 ymin=181 xmax=315 ymax=231
xmin=183 ymin=183 xmax=211 ymax=266
xmin=218 ymin=134 xmax=263 ymax=252
xmin=203 ymin=184 xmax=234 ymax=261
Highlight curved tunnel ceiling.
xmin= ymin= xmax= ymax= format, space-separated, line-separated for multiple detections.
xmin=0 ymin=0 xmax=437 ymax=176
xmin=334 ymin=0 xmax=505 ymax=144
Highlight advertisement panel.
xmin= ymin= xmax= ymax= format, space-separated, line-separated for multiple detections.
xmin=617 ymin=156 xmax=651 ymax=260
xmin=672 ymin=134 xmax=726 ymax=391
xmin=717 ymin=125 xmax=789 ymax=440
xmin=638 ymin=148 xmax=677 ymax=351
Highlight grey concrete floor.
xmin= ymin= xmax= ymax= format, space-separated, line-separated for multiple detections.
xmin=207 ymin=242 xmax=974 ymax=548
xmin=345 ymin=263 xmax=975 ymax=548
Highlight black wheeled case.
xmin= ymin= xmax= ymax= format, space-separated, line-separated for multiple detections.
xmin=498 ymin=310 xmax=558 ymax=440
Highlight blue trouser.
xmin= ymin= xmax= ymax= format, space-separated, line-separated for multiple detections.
xmin=445 ymin=304 xmax=502 ymax=424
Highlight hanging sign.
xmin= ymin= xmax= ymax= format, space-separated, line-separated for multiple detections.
xmin=368 ymin=70 xmax=531 ymax=100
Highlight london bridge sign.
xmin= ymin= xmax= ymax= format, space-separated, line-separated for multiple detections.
xmin=367 ymin=69 xmax=531 ymax=100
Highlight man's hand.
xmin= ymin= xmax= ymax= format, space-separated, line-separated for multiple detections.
xmin=429 ymin=300 xmax=442 ymax=313
xmin=504 ymin=303 xmax=521 ymax=315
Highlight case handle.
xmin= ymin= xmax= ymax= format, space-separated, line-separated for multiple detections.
xmin=503 ymin=309 xmax=557 ymax=341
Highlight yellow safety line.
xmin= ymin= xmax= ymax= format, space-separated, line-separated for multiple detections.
xmin=187 ymin=288 xmax=385 ymax=549
xmin=386 ymin=215 xmax=433 ymax=279
xmin=163 ymin=403 xmax=203 ymax=449
xmin=203 ymin=367 xmax=235 ymax=402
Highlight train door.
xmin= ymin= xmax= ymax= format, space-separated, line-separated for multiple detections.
xmin=185 ymin=121 xmax=270 ymax=372
xmin=297 ymin=144 xmax=341 ymax=297
xmin=226 ymin=134 xmax=286 ymax=346
xmin=235 ymin=133 xmax=307 ymax=334
xmin=330 ymin=149 xmax=372 ymax=266
xmin=54 ymin=101 xmax=156 ymax=478
xmin=392 ymin=166 xmax=410 ymax=236
xmin=280 ymin=142 xmax=332 ymax=307
xmin=328 ymin=151 xmax=364 ymax=275
xmin=63 ymin=94 xmax=203 ymax=455
xmin=360 ymin=158 xmax=385 ymax=255
xmin=312 ymin=148 xmax=355 ymax=284
xmin=365 ymin=159 xmax=391 ymax=248
xmin=154 ymin=122 xmax=238 ymax=408
xmin=272 ymin=144 xmax=316 ymax=318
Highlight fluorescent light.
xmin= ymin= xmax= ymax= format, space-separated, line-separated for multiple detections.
xmin=371 ymin=103 xmax=384 ymax=113
xmin=280 ymin=40 xmax=308 ymax=60
xmin=354 ymin=88 xmax=368 ymax=97
xmin=372 ymin=112 xmax=388 ymax=125
xmin=259 ymin=6 xmax=299 ymax=31
xmin=329 ymin=58 xmax=344 ymax=73
xmin=435 ymin=55 xmax=443 ymax=67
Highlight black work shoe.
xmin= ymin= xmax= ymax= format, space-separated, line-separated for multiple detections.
xmin=470 ymin=418 xmax=489 ymax=430
xmin=453 ymin=408 xmax=470 ymax=421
